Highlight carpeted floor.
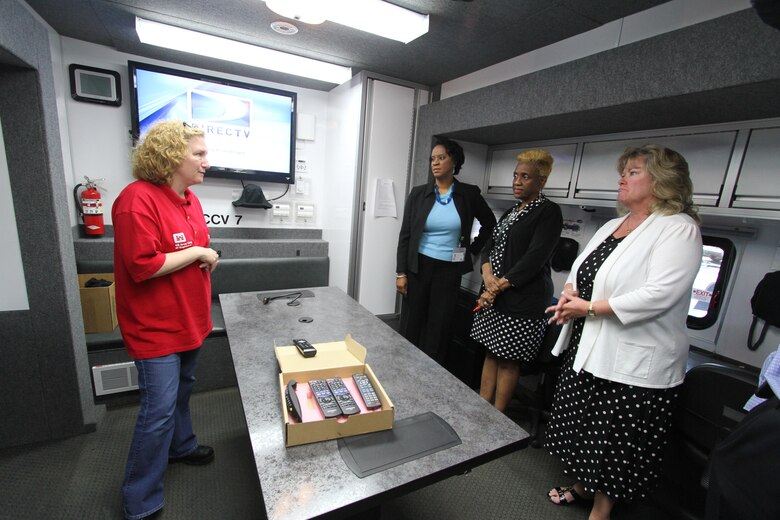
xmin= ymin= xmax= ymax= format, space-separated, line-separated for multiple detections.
xmin=0 ymin=386 xmax=674 ymax=520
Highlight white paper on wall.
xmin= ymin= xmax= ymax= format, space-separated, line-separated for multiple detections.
xmin=373 ymin=178 xmax=397 ymax=218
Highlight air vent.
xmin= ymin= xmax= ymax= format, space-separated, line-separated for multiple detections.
xmin=92 ymin=362 xmax=139 ymax=396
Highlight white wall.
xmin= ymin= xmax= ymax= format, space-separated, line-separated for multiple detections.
xmin=58 ymin=37 xmax=333 ymax=231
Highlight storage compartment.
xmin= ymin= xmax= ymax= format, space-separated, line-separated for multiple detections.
xmin=487 ymin=143 xmax=576 ymax=198
xmin=275 ymin=335 xmax=394 ymax=447
xmin=77 ymin=273 xmax=118 ymax=333
xmin=575 ymin=132 xmax=736 ymax=206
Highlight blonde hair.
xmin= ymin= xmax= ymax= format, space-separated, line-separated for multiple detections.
xmin=132 ymin=121 xmax=205 ymax=185
xmin=616 ymin=144 xmax=700 ymax=223
xmin=516 ymin=149 xmax=554 ymax=179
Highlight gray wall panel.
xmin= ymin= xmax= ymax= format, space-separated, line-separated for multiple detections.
xmin=0 ymin=1 xmax=97 ymax=448
xmin=413 ymin=10 xmax=780 ymax=186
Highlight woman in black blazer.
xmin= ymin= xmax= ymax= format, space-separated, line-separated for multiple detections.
xmin=471 ymin=149 xmax=562 ymax=411
xmin=395 ymin=139 xmax=496 ymax=363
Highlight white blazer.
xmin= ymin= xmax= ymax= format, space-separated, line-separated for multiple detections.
xmin=552 ymin=212 xmax=702 ymax=388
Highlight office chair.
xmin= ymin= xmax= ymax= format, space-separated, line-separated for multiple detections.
xmin=652 ymin=362 xmax=758 ymax=520
xmin=509 ymin=319 xmax=564 ymax=448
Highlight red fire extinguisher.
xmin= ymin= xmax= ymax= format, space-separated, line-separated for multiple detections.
xmin=73 ymin=176 xmax=105 ymax=236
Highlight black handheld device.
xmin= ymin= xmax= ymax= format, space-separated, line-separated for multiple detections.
xmin=352 ymin=373 xmax=381 ymax=409
xmin=284 ymin=380 xmax=302 ymax=422
xmin=326 ymin=377 xmax=360 ymax=415
xmin=308 ymin=379 xmax=342 ymax=418
xmin=292 ymin=338 xmax=317 ymax=357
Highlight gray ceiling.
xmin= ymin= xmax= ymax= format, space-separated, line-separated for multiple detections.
xmin=24 ymin=0 xmax=670 ymax=91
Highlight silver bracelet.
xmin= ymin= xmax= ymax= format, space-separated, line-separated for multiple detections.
xmin=395 ymin=274 xmax=407 ymax=279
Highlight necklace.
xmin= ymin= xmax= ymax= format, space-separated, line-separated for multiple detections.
xmin=435 ymin=185 xmax=453 ymax=205
xmin=624 ymin=213 xmax=646 ymax=234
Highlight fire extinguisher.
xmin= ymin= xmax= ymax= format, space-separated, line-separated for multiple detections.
xmin=73 ymin=176 xmax=106 ymax=236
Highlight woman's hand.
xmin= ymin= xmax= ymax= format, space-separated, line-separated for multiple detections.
xmin=396 ymin=275 xmax=408 ymax=296
xmin=477 ymin=290 xmax=496 ymax=309
xmin=483 ymin=272 xmax=502 ymax=295
xmin=546 ymin=283 xmax=581 ymax=324
xmin=198 ymin=247 xmax=220 ymax=273
xmin=547 ymin=296 xmax=590 ymax=325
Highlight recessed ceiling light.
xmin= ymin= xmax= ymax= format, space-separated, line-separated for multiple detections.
xmin=271 ymin=21 xmax=299 ymax=35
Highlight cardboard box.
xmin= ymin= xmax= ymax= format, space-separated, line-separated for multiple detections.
xmin=78 ymin=273 xmax=118 ymax=333
xmin=275 ymin=335 xmax=394 ymax=447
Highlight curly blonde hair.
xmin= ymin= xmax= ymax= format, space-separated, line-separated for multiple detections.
xmin=616 ymin=144 xmax=700 ymax=223
xmin=132 ymin=121 xmax=205 ymax=185
xmin=516 ymin=149 xmax=554 ymax=179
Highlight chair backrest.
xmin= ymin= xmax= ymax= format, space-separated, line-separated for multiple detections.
xmin=536 ymin=320 xmax=564 ymax=366
xmin=677 ymin=362 xmax=758 ymax=454
xmin=654 ymin=362 xmax=759 ymax=518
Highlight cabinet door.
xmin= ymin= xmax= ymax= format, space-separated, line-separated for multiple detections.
xmin=575 ymin=132 xmax=737 ymax=206
xmin=732 ymin=127 xmax=780 ymax=210
xmin=487 ymin=143 xmax=576 ymax=198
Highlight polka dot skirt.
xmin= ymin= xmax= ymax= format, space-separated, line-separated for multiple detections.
xmin=471 ymin=308 xmax=546 ymax=362
xmin=544 ymin=234 xmax=678 ymax=502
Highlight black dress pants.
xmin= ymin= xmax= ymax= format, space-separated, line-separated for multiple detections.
xmin=399 ymin=253 xmax=462 ymax=363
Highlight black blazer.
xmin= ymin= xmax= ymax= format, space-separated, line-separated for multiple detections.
xmin=482 ymin=199 xmax=563 ymax=318
xmin=396 ymin=178 xmax=496 ymax=276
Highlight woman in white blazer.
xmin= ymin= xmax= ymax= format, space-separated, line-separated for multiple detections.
xmin=543 ymin=145 xmax=703 ymax=520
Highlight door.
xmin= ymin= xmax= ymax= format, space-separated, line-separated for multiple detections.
xmin=354 ymin=79 xmax=417 ymax=315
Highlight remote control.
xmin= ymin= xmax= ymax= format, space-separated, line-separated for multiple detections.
xmin=352 ymin=373 xmax=382 ymax=409
xmin=308 ymin=379 xmax=342 ymax=418
xmin=326 ymin=377 xmax=360 ymax=415
xmin=292 ymin=338 xmax=317 ymax=358
xmin=284 ymin=380 xmax=302 ymax=422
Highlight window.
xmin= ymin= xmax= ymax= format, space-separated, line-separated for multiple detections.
xmin=687 ymin=236 xmax=736 ymax=330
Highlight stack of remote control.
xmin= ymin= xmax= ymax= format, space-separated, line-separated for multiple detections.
xmin=308 ymin=374 xmax=381 ymax=418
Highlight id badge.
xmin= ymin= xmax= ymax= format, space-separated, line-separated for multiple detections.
xmin=452 ymin=247 xmax=467 ymax=262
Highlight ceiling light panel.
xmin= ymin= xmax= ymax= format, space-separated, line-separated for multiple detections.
xmin=263 ymin=0 xmax=429 ymax=43
xmin=135 ymin=17 xmax=352 ymax=84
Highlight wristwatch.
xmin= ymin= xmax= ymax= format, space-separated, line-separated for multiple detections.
xmin=587 ymin=302 xmax=596 ymax=317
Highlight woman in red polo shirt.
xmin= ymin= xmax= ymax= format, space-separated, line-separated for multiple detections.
xmin=113 ymin=121 xmax=220 ymax=520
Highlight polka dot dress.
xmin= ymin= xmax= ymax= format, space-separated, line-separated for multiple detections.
xmin=470 ymin=196 xmax=548 ymax=363
xmin=545 ymin=234 xmax=678 ymax=502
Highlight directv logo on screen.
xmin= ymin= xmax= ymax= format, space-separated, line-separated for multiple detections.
xmin=188 ymin=89 xmax=252 ymax=132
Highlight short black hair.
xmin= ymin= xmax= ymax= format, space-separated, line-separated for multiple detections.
xmin=433 ymin=138 xmax=465 ymax=175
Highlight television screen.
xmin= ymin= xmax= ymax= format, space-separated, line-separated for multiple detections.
xmin=129 ymin=61 xmax=296 ymax=184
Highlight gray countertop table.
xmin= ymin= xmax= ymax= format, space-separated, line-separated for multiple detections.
xmin=220 ymin=286 xmax=528 ymax=520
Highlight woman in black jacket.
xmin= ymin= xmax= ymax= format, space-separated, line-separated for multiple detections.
xmin=471 ymin=149 xmax=562 ymax=411
xmin=395 ymin=138 xmax=496 ymax=363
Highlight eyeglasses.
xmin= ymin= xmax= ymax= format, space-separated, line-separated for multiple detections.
xmin=182 ymin=121 xmax=192 ymax=128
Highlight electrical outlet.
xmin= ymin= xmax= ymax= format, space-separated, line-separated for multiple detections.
xmin=272 ymin=203 xmax=291 ymax=218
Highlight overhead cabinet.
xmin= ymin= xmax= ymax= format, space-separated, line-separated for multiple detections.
xmin=732 ymin=127 xmax=780 ymax=210
xmin=574 ymin=132 xmax=737 ymax=207
xmin=480 ymin=118 xmax=780 ymax=218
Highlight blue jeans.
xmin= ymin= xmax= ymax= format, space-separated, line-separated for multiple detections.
xmin=122 ymin=348 xmax=200 ymax=519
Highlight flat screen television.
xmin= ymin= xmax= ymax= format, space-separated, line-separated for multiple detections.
xmin=128 ymin=60 xmax=297 ymax=184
